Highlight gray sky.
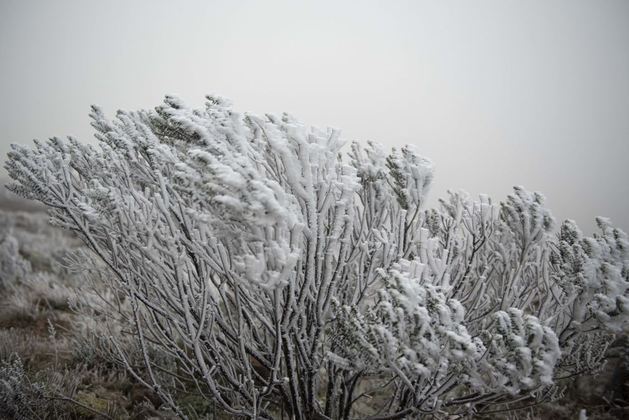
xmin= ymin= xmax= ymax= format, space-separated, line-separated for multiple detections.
xmin=1 ymin=0 xmax=628 ymax=233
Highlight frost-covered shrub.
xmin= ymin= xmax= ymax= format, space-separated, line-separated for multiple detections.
xmin=0 ymin=212 xmax=31 ymax=285
xmin=0 ymin=354 xmax=104 ymax=420
xmin=5 ymin=96 xmax=629 ymax=419
xmin=0 ymin=356 xmax=47 ymax=419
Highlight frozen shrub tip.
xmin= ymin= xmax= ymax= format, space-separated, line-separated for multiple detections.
xmin=4 ymin=95 xmax=629 ymax=419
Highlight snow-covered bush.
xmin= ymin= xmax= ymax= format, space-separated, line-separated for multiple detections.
xmin=5 ymin=96 xmax=628 ymax=419
xmin=0 ymin=356 xmax=48 ymax=420
xmin=0 ymin=212 xmax=31 ymax=286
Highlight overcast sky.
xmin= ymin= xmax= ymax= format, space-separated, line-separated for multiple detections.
xmin=1 ymin=0 xmax=628 ymax=232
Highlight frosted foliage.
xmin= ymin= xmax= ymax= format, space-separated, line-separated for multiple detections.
xmin=332 ymin=259 xmax=483 ymax=401
xmin=552 ymin=218 xmax=629 ymax=333
xmin=480 ymin=309 xmax=560 ymax=393
xmin=5 ymin=96 xmax=628 ymax=419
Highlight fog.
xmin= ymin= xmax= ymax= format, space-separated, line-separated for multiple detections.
xmin=1 ymin=0 xmax=628 ymax=232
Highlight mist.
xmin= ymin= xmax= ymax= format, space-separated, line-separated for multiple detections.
xmin=1 ymin=0 xmax=628 ymax=232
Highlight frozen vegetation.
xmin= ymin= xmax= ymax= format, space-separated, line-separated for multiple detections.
xmin=1 ymin=96 xmax=628 ymax=419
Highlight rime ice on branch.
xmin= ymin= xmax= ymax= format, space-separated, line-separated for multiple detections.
xmin=5 ymin=96 xmax=629 ymax=419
